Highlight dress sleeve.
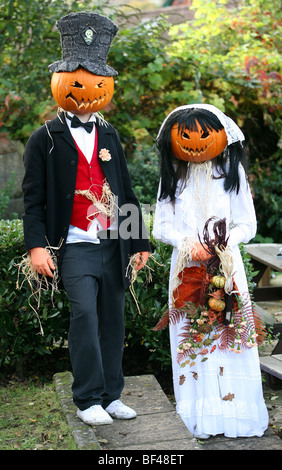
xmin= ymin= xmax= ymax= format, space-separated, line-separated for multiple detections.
xmin=228 ymin=164 xmax=257 ymax=248
xmin=152 ymin=182 xmax=185 ymax=249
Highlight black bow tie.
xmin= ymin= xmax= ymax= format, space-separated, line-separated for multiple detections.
xmin=67 ymin=114 xmax=94 ymax=133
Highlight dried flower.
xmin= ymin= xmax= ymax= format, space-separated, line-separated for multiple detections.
xmin=99 ymin=148 xmax=111 ymax=161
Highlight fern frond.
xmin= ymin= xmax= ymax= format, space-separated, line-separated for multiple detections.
xmin=152 ymin=310 xmax=170 ymax=331
xmin=152 ymin=308 xmax=187 ymax=331
xmin=217 ymin=324 xmax=235 ymax=350
xmin=253 ymin=304 xmax=268 ymax=346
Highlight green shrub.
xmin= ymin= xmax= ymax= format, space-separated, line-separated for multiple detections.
xmin=127 ymin=145 xmax=160 ymax=206
xmin=125 ymin=237 xmax=172 ymax=372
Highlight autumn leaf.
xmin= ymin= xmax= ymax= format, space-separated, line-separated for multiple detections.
xmin=209 ymin=289 xmax=224 ymax=300
xmin=179 ymin=374 xmax=186 ymax=385
xmin=191 ymin=372 xmax=198 ymax=380
xmin=222 ymin=392 xmax=234 ymax=401
xmin=199 ymin=348 xmax=208 ymax=355
xmin=219 ymin=366 xmax=224 ymax=376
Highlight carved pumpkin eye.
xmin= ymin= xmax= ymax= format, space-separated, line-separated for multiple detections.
xmin=72 ymin=81 xmax=84 ymax=88
xmin=201 ymin=130 xmax=210 ymax=139
xmin=182 ymin=131 xmax=190 ymax=140
xmin=51 ymin=69 xmax=114 ymax=114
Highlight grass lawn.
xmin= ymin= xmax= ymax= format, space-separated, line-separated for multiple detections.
xmin=0 ymin=377 xmax=77 ymax=450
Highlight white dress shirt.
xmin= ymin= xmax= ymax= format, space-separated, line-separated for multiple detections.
xmin=65 ymin=112 xmax=116 ymax=244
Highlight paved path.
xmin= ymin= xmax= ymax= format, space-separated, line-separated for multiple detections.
xmin=54 ymin=371 xmax=282 ymax=451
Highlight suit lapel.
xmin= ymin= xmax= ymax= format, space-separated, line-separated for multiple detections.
xmin=96 ymin=118 xmax=118 ymax=194
xmin=49 ymin=113 xmax=77 ymax=152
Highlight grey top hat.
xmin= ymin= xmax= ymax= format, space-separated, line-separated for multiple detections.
xmin=48 ymin=12 xmax=118 ymax=76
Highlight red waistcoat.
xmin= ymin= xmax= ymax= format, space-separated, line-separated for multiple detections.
xmin=70 ymin=129 xmax=109 ymax=231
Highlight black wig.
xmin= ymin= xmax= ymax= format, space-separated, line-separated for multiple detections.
xmin=156 ymin=108 xmax=246 ymax=202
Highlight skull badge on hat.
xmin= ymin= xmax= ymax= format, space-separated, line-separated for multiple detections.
xmin=49 ymin=12 xmax=118 ymax=114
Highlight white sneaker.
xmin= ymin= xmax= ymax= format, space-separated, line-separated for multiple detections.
xmin=105 ymin=400 xmax=137 ymax=419
xmin=77 ymin=404 xmax=113 ymax=425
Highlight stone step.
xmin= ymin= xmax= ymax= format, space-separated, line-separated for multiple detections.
xmin=53 ymin=372 xmax=200 ymax=451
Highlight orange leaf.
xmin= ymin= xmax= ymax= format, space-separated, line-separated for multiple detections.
xmin=222 ymin=392 xmax=234 ymax=401
xmin=179 ymin=374 xmax=186 ymax=385
xmin=199 ymin=348 xmax=209 ymax=355
xmin=173 ymin=265 xmax=206 ymax=308
xmin=209 ymin=289 xmax=224 ymax=300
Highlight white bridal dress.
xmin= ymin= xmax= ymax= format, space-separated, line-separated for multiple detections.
xmin=153 ymin=162 xmax=269 ymax=438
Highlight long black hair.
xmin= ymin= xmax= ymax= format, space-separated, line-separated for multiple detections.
xmin=156 ymin=108 xmax=246 ymax=202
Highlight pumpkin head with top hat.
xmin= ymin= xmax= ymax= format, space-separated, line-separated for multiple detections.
xmin=49 ymin=12 xmax=118 ymax=114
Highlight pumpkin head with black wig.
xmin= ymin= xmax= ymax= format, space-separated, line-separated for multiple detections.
xmin=156 ymin=104 xmax=246 ymax=203
xmin=170 ymin=111 xmax=227 ymax=163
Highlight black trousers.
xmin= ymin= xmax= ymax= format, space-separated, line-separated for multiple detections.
xmin=60 ymin=239 xmax=126 ymax=411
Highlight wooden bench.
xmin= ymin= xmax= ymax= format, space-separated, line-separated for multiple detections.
xmin=260 ymin=354 xmax=282 ymax=389
xmin=254 ymin=301 xmax=282 ymax=389
xmin=244 ymin=243 xmax=282 ymax=301
xmin=244 ymin=244 xmax=282 ymax=387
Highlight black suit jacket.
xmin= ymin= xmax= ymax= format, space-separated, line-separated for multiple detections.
xmin=22 ymin=113 xmax=150 ymax=288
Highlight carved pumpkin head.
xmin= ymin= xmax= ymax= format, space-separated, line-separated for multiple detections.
xmin=51 ymin=68 xmax=114 ymax=114
xmin=171 ymin=118 xmax=227 ymax=163
xmin=157 ymin=105 xmax=245 ymax=201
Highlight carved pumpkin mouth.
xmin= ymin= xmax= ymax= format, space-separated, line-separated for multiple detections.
xmin=175 ymin=138 xmax=214 ymax=158
xmin=65 ymin=91 xmax=111 ymax=110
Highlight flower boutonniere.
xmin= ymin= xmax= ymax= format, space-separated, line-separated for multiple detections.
xmin=99 ymin=148 xmax=112 ymax=162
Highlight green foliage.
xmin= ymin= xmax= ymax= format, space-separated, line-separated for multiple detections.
xmin=127 ymin=145 xmax=160 ymax=206
xmin=251 ymin=162 xmax=282 ymax=241
xmin=0 ymin=172 xmax=17 ymax=219
xmin=125 ymin=237 xmax=173 ymax=371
